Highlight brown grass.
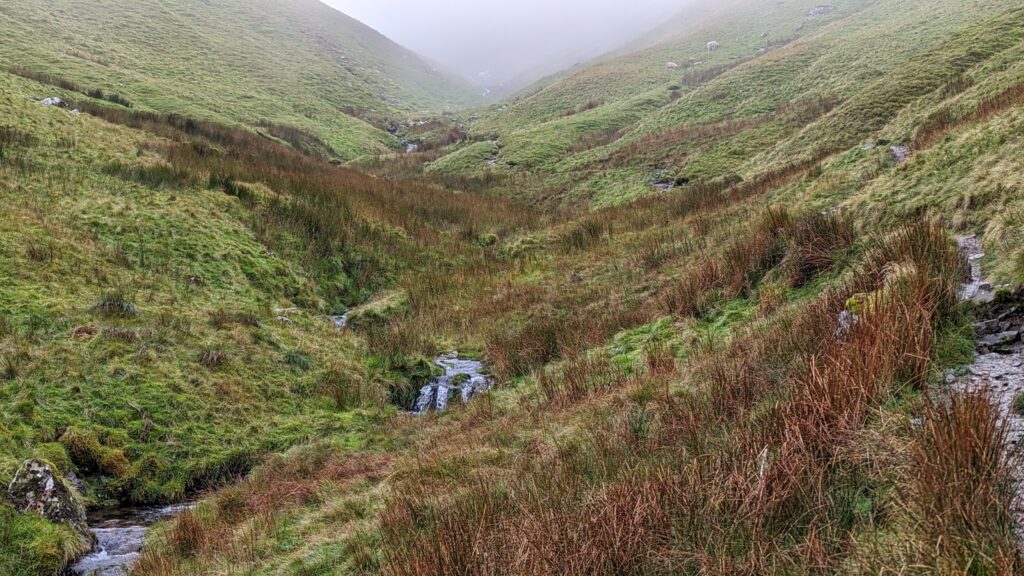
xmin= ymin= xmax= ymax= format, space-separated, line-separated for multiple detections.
xmin=912 ymin=390 xmax=1019 ymax=573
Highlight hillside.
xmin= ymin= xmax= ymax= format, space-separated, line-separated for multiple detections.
xmin=423 ymin=0 xmax=1022 ymax=207
xmin=0 ymin=0 xmax=478 ymax=160
xmin=3 ymin=0 xmax=1024 ymax=575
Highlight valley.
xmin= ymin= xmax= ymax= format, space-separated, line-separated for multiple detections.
xmin=2 ymin=0 xmax=1024 ymax=574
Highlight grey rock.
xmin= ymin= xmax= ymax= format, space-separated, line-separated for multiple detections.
xmin=978 ymin=330 xmax=1020 ymax=351
xmin=890 ymin=145 xmax=911 ymax=164
xmin=6 ymin=460 xmax=88 ymax=534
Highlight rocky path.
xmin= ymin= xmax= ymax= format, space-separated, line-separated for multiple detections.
xmin=949 ymin=235 xmax=1024 ymax=544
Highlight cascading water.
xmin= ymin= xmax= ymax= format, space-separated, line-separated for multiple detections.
xmin=72 ymin=503 xmax=193 ymax=576
xmin=412 ymin=353 xmax=490 ymax=414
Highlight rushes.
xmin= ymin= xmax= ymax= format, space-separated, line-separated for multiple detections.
xmin=92 ymin=293 xmax=139 ymax=318
xmin=912 ymin=390 xmax=1019 ymax=573
xmin=376 ymin=218 xmax=993 ymax=575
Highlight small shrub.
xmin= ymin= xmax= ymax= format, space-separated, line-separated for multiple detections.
xmin=209 ymin=308 xmax=261 ymax=329
xmin=103 ymin=161 xmax=194 ymax=189
xmin=0 ymin=125 xmax=38 ymax=161
xmin=92 ymin=293 xmax=138 ymax=318
xmin=25 ymin=241 xmax=54 ymax=262
xmin=199 ymin=349 xmax=229 ymax=368
xmin=321 ymin=368 xmax=363 ymax=410
xmin=283 ymin=351 xmax=311 ymax=371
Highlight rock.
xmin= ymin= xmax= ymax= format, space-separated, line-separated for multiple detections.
xmin=890 ymin=145 xmax=911 ymax=164
xmin=6 ymin=460 xmax=88 ymax=534
xmin=40 ymin=97 xmax=63 ymax=107
xmin=834 ymin=310 xmax=860 ymax=342
xmin=755 ymin=48 xmax=767 ymax=56
xmin=808 ymin=5 xmax=835 ymax=17
xmin=974 ymin=319 xmax=1000 ymax=336
xmin=978 ymin=330 xmax=1021 ymax=354
xmin=706 ymin=41 xmax=721 ymax=53
xmin=665 ymin=62 xmax=679 ymax=69
xmin=65 ymin=471 xmax=87 ymax=496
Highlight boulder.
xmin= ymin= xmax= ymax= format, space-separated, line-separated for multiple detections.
xmin=665 ymin=62 xmax=679 ymax=69
xmin=706 ymin=41 xmax=721 ymax=53
xmin=6 ymin=459 xmax=88 ymax=534
xmin=40 ymin=97 xmax=63 ymax=107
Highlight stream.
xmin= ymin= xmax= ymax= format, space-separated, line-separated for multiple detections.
xmin=71 ymin=503 xmax=193 ymax=576
xmin=413 ymin=353 xmax=490 ymax=414
xmin=949 ymin=234 xmax=1024 ymax=546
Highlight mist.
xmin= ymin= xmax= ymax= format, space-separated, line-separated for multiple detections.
xmin=323 ymin=0 xmax=688 ymax=96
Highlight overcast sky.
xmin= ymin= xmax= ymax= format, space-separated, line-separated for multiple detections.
xmin=323 ymin=0 xmax=688 ymax=93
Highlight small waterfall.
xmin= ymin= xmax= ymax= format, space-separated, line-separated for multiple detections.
xmin=412 ymin=353 xmax=490 ymax=415
xmin=331 ymin=312 xmax=350 ymax=330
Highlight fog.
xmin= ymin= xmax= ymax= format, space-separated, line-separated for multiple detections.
xmin=323 ymin=0 xmax=689 ymax=96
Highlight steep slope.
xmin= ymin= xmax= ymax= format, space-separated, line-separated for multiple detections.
xmin=0 ymin=68 xmax=524 ymax=574
xmin=429 ymin=0 xmax=1021 ymax=207
xmin=0 ymin=0 xmax=478 ymax=160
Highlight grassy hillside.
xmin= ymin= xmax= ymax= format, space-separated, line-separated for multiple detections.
xmin=0 ymin=0 xmax=478 ymax=161
xmin=0 ymin=67 xmax=526 ymax=574
xmin=423 ymin=0 xmax=1021 ymax=207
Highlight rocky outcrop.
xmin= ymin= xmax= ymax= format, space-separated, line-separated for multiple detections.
xmin=6 ymin=459 xmax=89 ymax=534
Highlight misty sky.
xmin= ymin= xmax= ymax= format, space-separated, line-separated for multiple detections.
xmin=323 ymin=0 xmax=687 ymax=93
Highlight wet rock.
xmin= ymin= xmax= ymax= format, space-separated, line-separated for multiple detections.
xmin=6 ymin=460 xmax=88 ymax=534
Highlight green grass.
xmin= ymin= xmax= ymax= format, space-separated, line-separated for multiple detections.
xmin=0 ymin=71 xmax=395 ymax=565
xmin=0 ymin=0 xmax=479 ymax=161
xmin=424 ymin=0 xmax=1023 ymax=207
xmin=0 ymin=504 xmax=90 ymax=576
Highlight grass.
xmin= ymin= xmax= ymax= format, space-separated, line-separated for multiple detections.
xmin=0 ymin=0 xmax=479 ymax=161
